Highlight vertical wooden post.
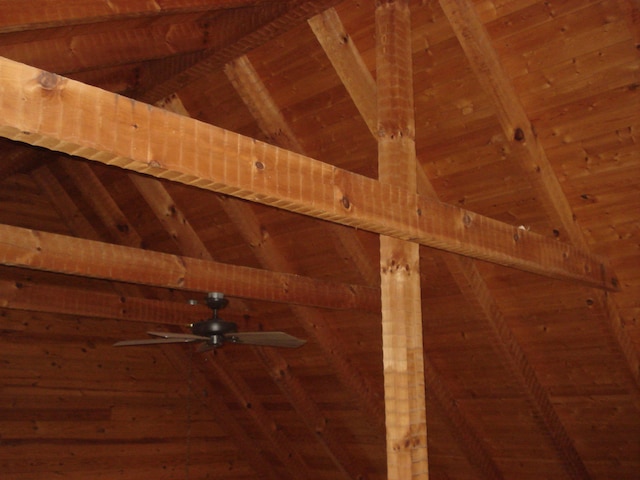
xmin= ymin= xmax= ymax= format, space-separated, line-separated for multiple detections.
xmin=376 ymin=1 xmax=429 ymax=479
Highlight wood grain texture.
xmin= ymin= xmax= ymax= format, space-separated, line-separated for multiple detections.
xmin=0 ymin=223 xmax=379 ymax=311
xmin=376 ymin=2 xmax=428 ymax=478
xmin=0 ymin=56 xmax=617 ymax=290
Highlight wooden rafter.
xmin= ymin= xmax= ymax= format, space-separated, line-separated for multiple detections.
xmin=0 ymin=223 xmax=379 ymax=312
xmin=128 ymin=173 xmax=214 ymax=261
xmin=223 ymin=54 xmax=385 ymax=429
xmin=308 ymin=6 xmax=593 ymax=478
xmin=160 ymin=90 xmax=376 ymax=477
xmin=139 ymin=0 xmax=344 ymax=103
xmin=32 ymin=165 xmax=103 ymax=241
xmin=56 ymin=157 xmax=144 ymax=247
xmin=438 ymin=0 xmax=640 ymax=400
xmin=0 ymin=56 xmax=617 ymax=290
xmin=376 ymin=2 xmax=428 ymax=478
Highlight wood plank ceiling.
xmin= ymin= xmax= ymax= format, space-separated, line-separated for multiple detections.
xmin=0 ymin=1 xmax=638 ymax=479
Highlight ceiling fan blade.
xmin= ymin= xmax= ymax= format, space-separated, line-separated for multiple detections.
xmin=229 ymin=332 xmax=306 ymax=348
xmin=113 ymin=337 xmax=204 ymax=347
xmin=147 ymin=331 xmax=206 ymax=341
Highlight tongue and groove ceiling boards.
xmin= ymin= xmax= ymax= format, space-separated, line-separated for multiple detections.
xmin=0 ymin=1 xmax=638 ymax=479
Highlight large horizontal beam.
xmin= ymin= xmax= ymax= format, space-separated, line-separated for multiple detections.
xmin=0 ymin=56 xmax=618 ymax=291
xmin=0 ymin=223 xmax=379 ymax=312
xmin=0 ymin=0 xmax=271 ymax=34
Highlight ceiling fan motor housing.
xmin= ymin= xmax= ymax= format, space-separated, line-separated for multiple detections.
xmin=191 ymin=319 xmax=238 ymax=337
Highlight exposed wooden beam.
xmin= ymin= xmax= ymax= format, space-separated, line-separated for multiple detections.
xmin=310 ymin=17 xmax=500 ymax=475
xmin=223 ymin=53 xmax=386 ymax=433
xmin=139 ymin=0 xmax=344 ymax=103
xmin=156 ymin=91 xmax=367 ymax=477
xmin=308 ymin=7 xmax=581 ymax=478
xmin=0 ymin=0 xmax=273 ymax=34
xmin=56 ymin=157 xmax=144 ymax=247
xmin=225 ymin=54 xmax=379 ymax=287
xmin=376 ymin=2 xmax=428 ymax=478
xmin=0 ymin=56 xmax=617 ymax=290
xmin=128 ymin=173 xmax=214 ymax=261
xmin=32 ymin=165 xmax=102 ymax=240
xmin=308 ymin=9 xmax=378 ymax=136
xmin=439 ymin=0 xmax=640 ymax=403
xmin=0 ymin=223 xmax=380 ymax=312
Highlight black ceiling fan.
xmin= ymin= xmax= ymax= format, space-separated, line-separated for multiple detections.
xmin=114 ymin=292 xmax=306 ymax=351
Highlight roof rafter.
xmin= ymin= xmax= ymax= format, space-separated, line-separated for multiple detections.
xmin=223 ymin=55 xmax=385 ymax=430
xmin=156 ymin=93 xmax=371 ymax=478
xmin=308 ymin=6 xmax=588 ymax=478
xmin=160 ymin=345 xmax=285 ymax=480
xmin=0 ymin=56 xmax=618 ymax=291
xmin=139 ymin=0 xmax=344 ymax=103
xmin=438 ymin=0 xmax=640 ymax=400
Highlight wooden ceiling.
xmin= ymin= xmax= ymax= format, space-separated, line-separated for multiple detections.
xmin=0 ymin=0 xmax=638 ymax=479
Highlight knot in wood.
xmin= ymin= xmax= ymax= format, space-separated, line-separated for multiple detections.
xmin=37 ymin=71 xmax=61 ymax=90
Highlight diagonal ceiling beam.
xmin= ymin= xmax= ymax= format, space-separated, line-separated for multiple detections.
xmin=223 ymin=55 xmax=385 ymax=430
xmin=0 ymin=56 xmax=618 ymax=290
xmin=56 ymin=157 xmax=145 ymax=247
xmin=438 ymin=0 xmax=640 ymax=401
xmin=308 ymin=7 xmax=590 ymax=478
xmin=217 ymin=46 xmax=385 ymax=480
xmin=0 ymin=223 xmax=379 ymax=312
